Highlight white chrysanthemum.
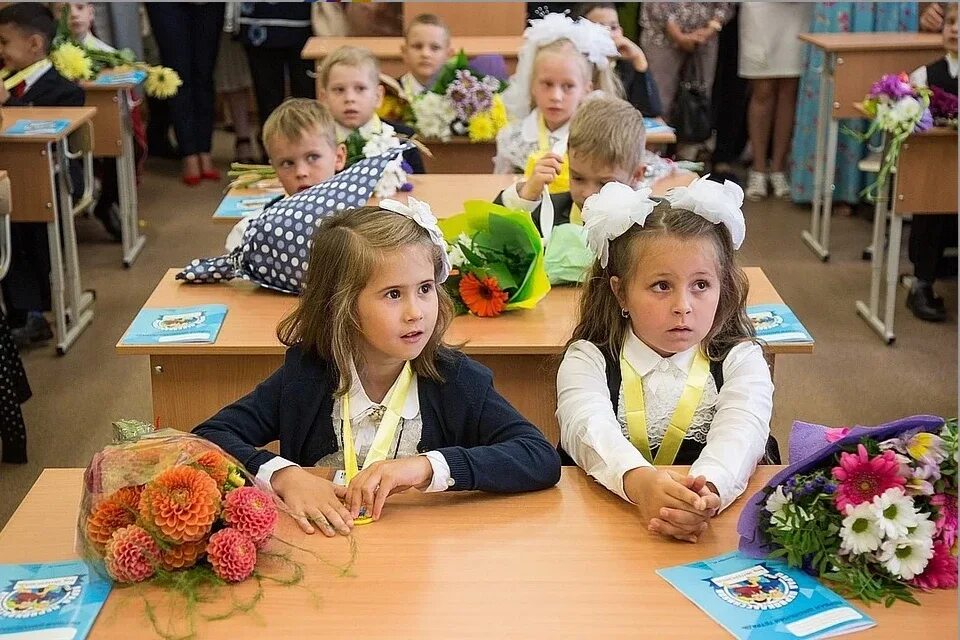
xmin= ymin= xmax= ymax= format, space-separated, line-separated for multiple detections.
xmin=411 ymin=93 xmax=456 ymax=141
xmin=362 ymin=131 xmax=401 ymax=158
xmin=905 ymin=512 xmax=936 ymax=545
xmin=447 ymin=243 xmax=467 ymax=268
xmin=840 ymin=502 xmax=883 ymax=555
xmin=890 ymin=96 xmax=922 ymax=124
xmin=877 ymin=537 xmax=934 ymax=580
xmin=374 ymin=158 xmax=405 ymax=199
xmin=871 ymin=487 xmax=920 ymax=540
xmin=764 ymin=486 xmax=791 ymax=522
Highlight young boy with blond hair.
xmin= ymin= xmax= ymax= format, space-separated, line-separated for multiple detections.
xmin=399 ymin=13 xmax=453 ymax=98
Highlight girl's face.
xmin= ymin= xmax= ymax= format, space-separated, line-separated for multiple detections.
xmin=611 ymin=236 xmax=721 ymax=357
xmin=531 ymin=50 xmax=592 ymax=131
xmin=355 ymin=244 xmax=439 ymax=367
xmin=68 ymin=3 xmax=95 ymax=39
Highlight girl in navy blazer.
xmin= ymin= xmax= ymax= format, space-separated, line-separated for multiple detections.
xmin=195 ymin=200 xmax=561 ymax=536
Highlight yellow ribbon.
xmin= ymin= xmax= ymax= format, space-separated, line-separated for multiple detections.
xmin=569 ymin=203 xmax=583 ymax=226
xmin=523 ymin=113 xmax=570 ymax=195
xmin=341 ymin=362 xmax=414 ymax=524
xmin=2 ymin=60 xmax=49 ymax=91
xmin=621 ymin=345 xmax=711 ymax=465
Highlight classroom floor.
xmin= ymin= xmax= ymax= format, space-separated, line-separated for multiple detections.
xmin=1 ymin=132 xmax=956 ymax=528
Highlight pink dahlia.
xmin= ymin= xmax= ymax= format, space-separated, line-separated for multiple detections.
xmin=222 ymin=487 xmax=278 ymax=548
xmin=832 ymin=445 xmax=905 ymax=512
xmin=104 ymin=525 xmax=161 ymax=583
xmin=910 ymin=541 xmax=959 ymax=590
xmin=206 ymin=528 xmax=257 ymax=583
xmin=931 ymin=494 xmax=959 ymax=549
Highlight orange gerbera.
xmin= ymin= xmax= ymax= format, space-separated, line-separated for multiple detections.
xmin=86 ymin=485 xmax=143 ymax=551
xmin=459 ymin=273 xmax=509 ymax=317
xmin=139 ymin=466 xmax=220 ymax=544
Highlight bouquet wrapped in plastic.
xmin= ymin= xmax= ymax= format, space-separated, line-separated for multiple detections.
xmin=439 ymin=201 xmax=550 ymax=317
xmin=737 ymin=415 xmax=958 ymax=606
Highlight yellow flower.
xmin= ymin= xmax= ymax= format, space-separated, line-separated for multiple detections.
xmin=468 ymin=112 xmax=496 ymax=142
xmin=490 ymin=95 xmax=508 ymax=129
xmin=50 ymin=43 xmax=93 ymax=81
xmin=377 ymin=94 xmax=405 ymax=122
xmin=144 ymin=65 xmax=181 ymax=99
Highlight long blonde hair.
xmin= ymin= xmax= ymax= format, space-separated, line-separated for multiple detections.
xmin=569 ymin=201 xmax=755 ymax=362
xmin=277 ymin=206 xmax=455 ymax=395
xmin=531 ymin=38 xmax=623 ymax=108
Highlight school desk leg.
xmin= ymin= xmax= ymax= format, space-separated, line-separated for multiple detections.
xmin=802 ymin=53 xmax=834 ymax=262
xmin=856 ymin=173 xmax=898 ymax=344
xmin=119 ymin=98 xmax=146 ymax=267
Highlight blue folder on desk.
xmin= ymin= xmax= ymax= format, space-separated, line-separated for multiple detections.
xmin=93 ymin=69 xmax=147 ymax=85
xmin=3 ymin=119 xmax=70 ymax=136
xmin=213 ymin=195 xmax=279 ymax=220
xmin=0 ymin=559 xmax=112 ymax=640
xmin=643 ymin=117 xmax=674 ymax=134
xmin=122 ymin=304 xmax=227 ymax=344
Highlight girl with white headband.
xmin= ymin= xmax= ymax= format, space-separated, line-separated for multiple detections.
xmin=556 ymin=177 xmax=774 ymax=543
xmin=196 ymin=200 xmax=560 ymax=536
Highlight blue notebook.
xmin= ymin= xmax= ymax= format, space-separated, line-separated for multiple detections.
xmin=658 ymin=552 xmax=874 ymax=640
xmin=122 ymin=304 xmax=228 ymax=344
xmin=0 ymin=559 xmax=112 ymax=640
xmin=213 ymin=194 xmax=279 ymax=220
xmin=3 ymin=119 xmax=70 ymax=136
xmin=748 ymin=304 xmax=813 ymax=343
xmin=93 ymin=69 xmax=147 ymax=85
xmin=644 ymin=117 xmax=674 ymax=133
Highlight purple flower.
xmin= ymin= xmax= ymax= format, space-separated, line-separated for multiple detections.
xmin=400 ymin=159 xmax=413 ymax=174
xmin=445 ymin=69 xmax=494 ymax=121
xmin=869 ymin=73 xmax=915 ymax=100
xmin=930 ymin=86 xmax=959 ymax=121
xmin=399 ymin=181 xmax=414 ymax=193
xmin=915 ymin=108 xmax=934 ymax=132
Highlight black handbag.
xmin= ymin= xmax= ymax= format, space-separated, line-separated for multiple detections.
xmin=671 ymin=55 xmax=712 ymax=143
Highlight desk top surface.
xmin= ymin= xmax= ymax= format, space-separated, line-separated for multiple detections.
xmin=0 ymin=466 xmax=952 ymax=639
xmin=798 ymin=31 xmax=941 ymax=52
xmin=116 ymin=266 xmax=812 ymax=357
xmin=0 ymin=106 xmax=97 ymax=142
xmin=303 ymin=35 xmax=523 ymax=59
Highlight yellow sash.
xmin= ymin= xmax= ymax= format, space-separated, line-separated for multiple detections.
xmin=2 ymin=60 xmax=49 ymax=91
xmin=621 ymin=346 xmax=711 ymax=465
xmin=341 ymin=362 xmax=414 ymax=524
xmin=569 ymin=203 xmax=583 ymax=226
xmin=523 ymin=114 xmax=570 ymax=195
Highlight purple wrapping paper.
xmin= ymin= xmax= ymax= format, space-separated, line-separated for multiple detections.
xmin=736 ymin=414 xmax=946 ymax=558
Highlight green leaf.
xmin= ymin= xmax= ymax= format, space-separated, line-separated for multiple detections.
xmin=477 ymin=262 xmax=517 ymax=291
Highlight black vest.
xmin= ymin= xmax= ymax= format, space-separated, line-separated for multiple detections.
xmin=926 ymin=58 xmax=958 ymax=96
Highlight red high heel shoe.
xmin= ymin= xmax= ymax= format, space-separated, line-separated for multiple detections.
xmin=182 ymin=173 xmax=202 ymax=186
xmin=201 ymin=168 xmax=221 ymax=181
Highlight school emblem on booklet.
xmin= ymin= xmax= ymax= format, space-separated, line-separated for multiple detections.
xmin=152 ymin=310 xmax=206 ymax=332
xmin=748 ymin=309 xmax=784 ymax=333
xmin=709 ymin=564 xmax=798 ymax=611
xmin=0 ymin=575 xmax=83 ymax=619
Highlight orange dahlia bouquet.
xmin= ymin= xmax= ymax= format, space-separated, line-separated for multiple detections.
xmin=438 ymin=200 xmax=551 ymax=317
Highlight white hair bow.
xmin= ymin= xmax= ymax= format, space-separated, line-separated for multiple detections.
xmin=582 ymin=182 xmax=657 ymax=269
xmin=664 ymin=175 xmax=746 ymax=249
xmin=379 ymin=197 xmax=451 ymax=283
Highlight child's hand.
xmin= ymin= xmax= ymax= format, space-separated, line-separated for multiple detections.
xmin=623 ymin=467 xmax=716 ymax=543
xmin=612 ymin=33 xmax=648 ymax=72
xmin=518 ymin=152 xmax=563 ymax=200
xmin=270 ymin=466 xmax=353 ymax=537
xmin=344 ymin=456 xmax=434 ymax=521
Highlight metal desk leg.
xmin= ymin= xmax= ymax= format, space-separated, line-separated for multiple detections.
xmin=856 ymin=185 xmax=895 ymax=343
xmin=802 ymin=52 xmax=835 ymax=262
xmin=118 ymin=97 xmax=145 ymax=267
xmin=881 ymin=212 xmax=903 ymax=344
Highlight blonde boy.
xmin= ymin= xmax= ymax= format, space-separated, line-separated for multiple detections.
xmin=399 ymin=14 xmax=453 ymax=96
xmin=496 ymin=95 xmax=647 ymax=233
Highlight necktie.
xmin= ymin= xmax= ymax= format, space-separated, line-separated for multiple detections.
xmin=12 ymin=81 xmax=26 ymax=98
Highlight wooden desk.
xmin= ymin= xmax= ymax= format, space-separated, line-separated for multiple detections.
xmin=116 ymin=266 xmax=810 ymax=442
xmin=796 ymin=32 xmax=942 ymax=261
xmin=0 ymin=106 xmax=98 ymax=354
xmin=0 ymin=467 xmax=953 ymax=639
xmin=302 ymin=36 xmax=522 ymax=94
xmin=856 ymin=126 xmax=958 ymax=343
xmin=81 ymin=76 xmax=147 ymax=266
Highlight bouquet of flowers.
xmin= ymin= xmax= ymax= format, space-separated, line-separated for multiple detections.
xmin=738 ymin=415 xmax=958 ymax=606
xmin=930 ymin=86 xmax=958 ymax=129
xmin=851 ymin=73 xmax=932 ymax=200
xmin=409 ymin=50 xmax=508 ymax=143
xmin=438 ymin=201 xmax=550 ymax=317
xmin=342 ymin=120 xmax=416 ymax=198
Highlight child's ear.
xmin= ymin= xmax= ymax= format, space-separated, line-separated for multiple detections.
xmin=375 ymin=83 xmax=385 ymax=108
xmin=30 ymin=33 xmax=46 ymax=56
xmin=609 ymin=275 xmax=626 ymax=309
xmin=400 ymin=41 xmax=408 ymax=57
xmin=630 ymin=164 xmax=646 ymax=188
xmin=318 ymin=89 xmax=328 ymax=105
xmin=334 ymin=143 xmax=347 ymax=172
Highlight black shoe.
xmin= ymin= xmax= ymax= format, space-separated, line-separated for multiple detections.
xmin=11 ymin=314 xmax=53 ymax=348
xmin=906 ymin=282 xmax=947 ymax=322
xmin=94 ymin=202 xmax=123 ymax=242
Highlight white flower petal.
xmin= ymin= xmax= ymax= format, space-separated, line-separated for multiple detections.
xmin=379 ymin=197 xmax=451 ymax=283
xmin=581 ymin=182 xmax=657 ymax=268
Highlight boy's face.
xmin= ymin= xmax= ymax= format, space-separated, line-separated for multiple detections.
xmin=321 ymin=63 xmax=384 ymax=130
xmin=69 ymin=3 xmax=96 ymax=39
xmin=267 ymin=127 xmax=347 ymax=196
xmin=568 ymin=147 xmax=645 ymax=208
xmin=401 ymin=24 xmax=451 ymax=85
xmin=584 ymin=7 xmax=623 ymax=39
xmin=944 ymin=8 xmax=958 ymax=54
xmin=0 ymin=23 xmax=46 ymax=71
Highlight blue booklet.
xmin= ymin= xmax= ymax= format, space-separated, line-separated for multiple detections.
xmin=658 ymin=552 xmax=875 ymax=640
xmin=0 ymin=559 xmax=112 ymax=640
xmin=93 ymin=69 xmax=147 ymax=85
xmin=213 ymin=194 xmax=279 ymax=220
xmin=3 ymin=119 xmax=70 ymax=136
xmin=122 ymin=304 xmax=228 ymax=344
xmin=644 ymin=117 xmax=674 ymax=133
xmin=748 ymin=304 xmax=813 ymax=343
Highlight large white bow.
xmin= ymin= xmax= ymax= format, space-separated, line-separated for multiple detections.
xmin=379 ymin=197 xmax=451 ymax=283
xmin=664 ymin=175 xmax=746 ymax=249
xmin=581 ymin=182 xmax=657 ymax=269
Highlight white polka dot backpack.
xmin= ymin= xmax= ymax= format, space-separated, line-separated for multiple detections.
xmin=176 ymin=148 xmax=408 ymax=293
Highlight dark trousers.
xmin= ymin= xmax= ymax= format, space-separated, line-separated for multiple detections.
xmin=711 ymin=7 xmax=749 ymax=165
xmin=909 ymin=214 xmax=959 ymax=283
xmin=244 ymin=46 xmax=315 ymax=126
xmin=145 ymin=2 xmax=224 ymax=156
xmin=1 ymin=223 xmax=51 ymax=327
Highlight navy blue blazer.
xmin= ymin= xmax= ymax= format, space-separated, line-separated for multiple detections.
xmin=194 ymin=345 xmax=561 ymax=493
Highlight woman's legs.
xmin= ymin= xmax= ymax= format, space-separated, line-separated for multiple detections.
xmin=189 ymin=4 xmax=225 ymax=175
xmin=746 ymin=78 xmax=775 ymax=199
xmin=223 ymin=89 xmax=255 ymax=163
xmin=771 ymin=78 xmax=799 ymax=172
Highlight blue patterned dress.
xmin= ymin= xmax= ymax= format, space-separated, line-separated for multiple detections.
xmin=790 ymin=2 xmax=919 ymax=204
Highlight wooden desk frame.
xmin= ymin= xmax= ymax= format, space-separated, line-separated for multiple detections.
xmin=797 ymin=33 xmax=941 ymax=262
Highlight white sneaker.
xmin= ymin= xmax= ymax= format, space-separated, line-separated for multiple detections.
xmin=745 ymin=171 xmax=768 ymax=201
xmin=769 ymin=172 xmax=791 ymax=199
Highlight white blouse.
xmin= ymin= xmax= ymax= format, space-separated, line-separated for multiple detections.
xmin=493 ymin=109 xmax=570 ymax=175
xmin=556 ymin=331 xmax=773 ymax=511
